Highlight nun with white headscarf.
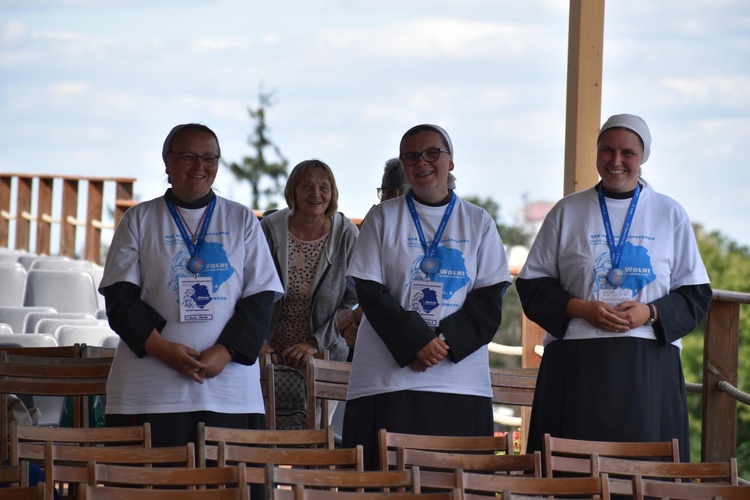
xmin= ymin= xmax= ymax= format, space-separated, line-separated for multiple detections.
xmin=516 ymin=114 xmax=711 ymax=461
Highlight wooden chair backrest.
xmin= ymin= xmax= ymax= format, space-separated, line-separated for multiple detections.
xmin=543 ymin=433 xmax=679 ymax=477
xmin=596 ymin=454 xmax=739 ymax=496
xmin=0 ymin=483 xmax=45 ymax=500
xmin=398 ymin=448 xmax=541 ymax=491
xmin=0 ymin=351 xmax=112 ymax=463
xmin=282 ymin=489 xmax=461 ymax=500
xmin=218 ymin=442 xmax=363 ymax=470
xmin=46 ymin=442 xmax=195 ymax=500
xmin=633 ymin=475 xmax=750 ymax=500
xmin=267 ymin=463 xmax=420 ymax=497
xmin=304 ymin=355 xmax=350 ymax=429
xmin=378 ymin=429 xmax=513 ymax=471
xmin=489 ymin=367 xmax=537 ymax=407
xmin=88 ymin=461 xmax=245 ymax=489
xmin=457 ymin=469 xmax=610 ymax=500
xmin=0 ymin=460 xmax=30 ymax=487
xmin=197 ymin=423 xmax=334 ymax=467
xmin=84 ymin=484 xmax=247 ymax=500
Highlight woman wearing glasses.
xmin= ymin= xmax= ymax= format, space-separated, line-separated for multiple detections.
xmin=342 ymin=124 xmax=512 ymax=470
xmin=100 ymin=123 xmax=283 ymax=449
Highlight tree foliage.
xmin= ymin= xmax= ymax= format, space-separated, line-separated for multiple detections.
xmin=226 ymin=89 xmax=288 ymax=210
xmin=682 ymin=229 xmax=750 ymax=476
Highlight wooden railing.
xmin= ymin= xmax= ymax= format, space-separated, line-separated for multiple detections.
xmin=0 ymin=173 xmax=136 ymax=264
xmin=0 ymin=172 xmax=745 ymax=464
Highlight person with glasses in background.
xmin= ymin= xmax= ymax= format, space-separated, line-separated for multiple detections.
xmin=100 ymin=124 xmax=283 ymax=458
xmin=342 ymin=124 xmax=512 ymax=469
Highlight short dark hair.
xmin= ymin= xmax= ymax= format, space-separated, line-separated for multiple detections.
xmin=284 ymin=159 xmax=339 ymax=217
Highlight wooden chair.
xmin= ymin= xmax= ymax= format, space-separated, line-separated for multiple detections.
xmin=304 ymin=356 xmax=351 ymax=430
xmin=378 ymin=429 xmax=513 ymax=471
xmin=397 ymin=448 xmax=542 ymax=492
xmin=0 ymin=483 xmax=46 ymax=500
xmin=267 ymin=462 xmax=421 ymax=498
xmin=84 ymin=484 xmax=247 ymax=500
xmin=0 ymin=460 xmax=30 ymax=487
xmin=0 ymin=353 xmax=112 ymax=464
xmin=197 ymin=423 xmax=335 ymax=467
xmin=633 ymin=474 xmax=750 ymax=500
xmin=543 ymin=433 xmax=679 ymax=477
xmin=595 ymin=454 xmax=739 ymax=496
xmin=45 ymin=442 xmax=195 ymax=500
xmin=456 ymin=469 xmax=610 ymax=500
xmin=218 ymin=442 xmax=364 ymax=470
xmin=279 ymin=489 xmax=461 ymax=500
xmin=87 ymin=461 xmax=247 ymax=491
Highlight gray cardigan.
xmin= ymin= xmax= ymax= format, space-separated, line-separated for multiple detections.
xmin=261 ymin=208 xmax=359 ymax=361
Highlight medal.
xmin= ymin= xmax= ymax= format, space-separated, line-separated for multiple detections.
xmin=188 ymin=256 xmax=207 ymax=274
xmin=607 ymin=267 xmax=626 ymax=286
xmin=420 ymin=257 xmax=440 ymax=274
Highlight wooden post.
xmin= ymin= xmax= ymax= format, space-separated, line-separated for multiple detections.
xmin=15 ymin=176 xmax=33 ymax=253
xmin=0 ymin=175 xmax=11 ymax=249
xmin=564 ymin=0 xmax=605 ymax=196
xmin=36 ymin=176 xmax=54 ymax=257
xmin=60 ymin=178 xmax=79 ymax=258
xmin=701 ymin=294 xmax=739 ymax=462
xmin=85 ymin=180 xmax=104 ymax=263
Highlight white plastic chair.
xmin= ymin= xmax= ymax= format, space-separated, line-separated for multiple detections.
xmin=0 ymin=306 xmax=57 ymax=333
xmin=0 ymin=263 xmax=27 ymax=307
xmin=54 ymin=324 xmax=119 ymax=347
xmin=0 ymin=332 xmax=58 ymax=347
xmin=23 ymin=312 xmax=97 ymax=335
xmin=23 ymin=269 xmax=99 ymax=314
xmin=30 ymin=259 xmax=92 ymax=270
xmin=0 ymin=324 xmax=13 ymax=336
xmin=34 ymin=318 xmax=106 ymax=335
xmin=16 ymin=254 xmax=64 ymax=270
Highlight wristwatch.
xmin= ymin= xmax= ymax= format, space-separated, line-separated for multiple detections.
xmin=644 ymin=303 xmax=657 ymax=326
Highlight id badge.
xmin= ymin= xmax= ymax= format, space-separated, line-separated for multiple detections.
xmin=408 ymin=279 xmax=443 ymax=327
xmin=178 ymin=276 xmax=214 ymax=322
xmin=598 ymin=288 xmax=633 ymax=308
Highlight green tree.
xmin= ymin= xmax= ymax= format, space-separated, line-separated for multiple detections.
xmin=682 ymin=228 xmax=750 ymax=476
xmin=226 ymin=89 xmax=288 ymax=210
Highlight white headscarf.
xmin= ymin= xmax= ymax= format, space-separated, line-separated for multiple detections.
xmin=598 ymin=114 xmax=652 ymax=164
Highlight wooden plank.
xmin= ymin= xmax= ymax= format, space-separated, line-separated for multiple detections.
xmin=563 ymin=0 xmax=605 ymax=196
xmin=60 ymin=178 xmax=79 ymax=257
xmin=85 ymin=180 xmax=104 ymax=263
xmin=35 ymin=176 xmax=54 ymax=257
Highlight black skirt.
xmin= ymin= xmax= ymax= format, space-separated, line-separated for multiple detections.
xmin=526 ymin=336 xmax=690 ymax=462
xmin=342 ymin=390 xmax=494 ymax=470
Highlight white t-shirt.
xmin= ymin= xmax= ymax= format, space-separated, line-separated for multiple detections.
xmin=346 ymin=195 xmax=510 ymax=400
xmin=519 ymin=184 xmax=709 ymax=348
xmin=100 ymin=195 xmax=283 ymax=414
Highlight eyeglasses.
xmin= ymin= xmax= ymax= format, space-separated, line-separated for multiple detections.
xmin=399 ymin=147 xmax=451 ymax=166
xmin=168 ymin=150 xmax=220 ymax=167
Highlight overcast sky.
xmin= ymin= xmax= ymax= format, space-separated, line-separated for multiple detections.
xmin=1 ymin=0 xmax=749 ymax=249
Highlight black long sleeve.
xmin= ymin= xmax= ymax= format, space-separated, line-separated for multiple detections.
xmin=515 ymin=276 xmax=574 ymax=339
xmin=101 ymin=281 xmax=166 ymax=358
xmin=438 ymin=281 xmax=509 ymax=362
xmin=354 ymin=278 xmax=436 ymax=367
xmin=217 ymin=290 xmax=275 ymax=365
xmin=651 ymin=283 xmax=713 ymax=344
xmin=515 ymin=276 xmax=712 ymax=342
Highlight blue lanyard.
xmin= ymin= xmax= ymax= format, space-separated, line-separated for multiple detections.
xmin=598 ymin=183 xmax=640 ymax=271
xmin=165 ymin=197 xmax=216 ymax=258
xmin=405 ymin=191 xmax=456 ymax=274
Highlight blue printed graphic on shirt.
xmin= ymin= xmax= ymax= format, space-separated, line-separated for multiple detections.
xmin=183 ymin=282 xmax=212 ymax=309
xmin=592 ymin=241 xmax=656 ymax=296
xmin=168 ymin=241 xmax=234 ymax=293
xmin=408 ymin=245 xmax=470 ymax=300
xmin=411 ymin=287 xmax=439 ymax=313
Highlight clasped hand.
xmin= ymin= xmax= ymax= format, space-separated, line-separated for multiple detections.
xmin=145 ymin=331 xmax=231 ymax=383
xmin=409 ymin=336 xmax=450 ymax=372
xmin=577 ymin=300 xmax=652 ymax=332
